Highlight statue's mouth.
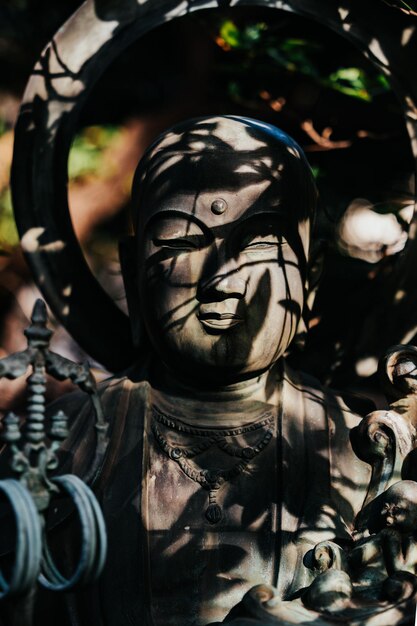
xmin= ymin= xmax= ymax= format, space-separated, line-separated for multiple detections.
xmin=198 ymin=311 xmax=243 ymax=332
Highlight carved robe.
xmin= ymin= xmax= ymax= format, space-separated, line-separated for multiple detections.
xmin=32 ymin=361 xmax=371 ymax=626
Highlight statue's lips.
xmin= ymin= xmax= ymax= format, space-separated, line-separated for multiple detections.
xmin=198 ymin=312 xmax=243 ymax=331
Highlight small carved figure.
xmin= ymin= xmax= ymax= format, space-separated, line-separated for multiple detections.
xmin=352 ymin=481 xmax=417 ymax=578
xmin=303 ymin=480 xmax=417 ymax=616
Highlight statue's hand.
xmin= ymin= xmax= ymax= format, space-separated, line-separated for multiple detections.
xmin=211 ymin=584 xmax=332 ymax=625
xmin=312 ymin=541 xmax=348 ymax=573
xmin=303 ymin=570 xmax=353 ymax=613
xmin=349 ymin=535 xmax=384 ymax=569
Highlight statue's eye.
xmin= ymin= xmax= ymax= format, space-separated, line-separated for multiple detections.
xmin=233 ymin=218 xmax=287 ymax=255
xmin=153 ymin=237 xmax=199 ymax=250
xmin=391 ymin=506 xmax=404 ymax=516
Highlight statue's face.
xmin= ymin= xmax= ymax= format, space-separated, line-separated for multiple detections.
xmin=381 ymin=482 xmax=417 ymax=532
xmin=137 ymin=174 xmax=305 ymax=384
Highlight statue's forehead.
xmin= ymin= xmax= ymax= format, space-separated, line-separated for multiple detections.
xmin=144 ymin=145 xmax=285 ymax=186
xmin=138 ymin=147 xmax=286 ymax=229
xmin=387 ymin=486 xmax=417 ymax=505
xmin=157 ymin=117 xmax=270 ymax=152
xmin=140 ymin=179 xmax=284 ymax=230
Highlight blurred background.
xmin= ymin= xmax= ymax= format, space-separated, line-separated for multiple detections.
xmin=0 ymin=0 xmax=417 ymax=410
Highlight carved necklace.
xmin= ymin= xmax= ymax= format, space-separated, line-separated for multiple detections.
xmin=151 ymin=406 xmax=275 ymax=524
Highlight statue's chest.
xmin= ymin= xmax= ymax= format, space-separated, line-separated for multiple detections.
xmin=142 ymin=409 xmax=280 ymax=625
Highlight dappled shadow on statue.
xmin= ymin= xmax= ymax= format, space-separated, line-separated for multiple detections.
xmin=4 ymin=115 xmax=417 ymax=626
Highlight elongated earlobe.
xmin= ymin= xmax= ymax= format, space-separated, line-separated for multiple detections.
xmin=119 ymin=237 xmax=143 ymax=348
xmin=292 ymin=240 xmax=325 ymax=351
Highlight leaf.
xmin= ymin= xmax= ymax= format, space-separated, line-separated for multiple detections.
xmin=219 ymin=20 xmax=241 ymax=48
xmin=0 ymin=189 xmax=18 ymax=248
xmin=67 ymin=125 xmax=121 ymax=181
xmin=382 ymin=0 xmax=417 ymax=15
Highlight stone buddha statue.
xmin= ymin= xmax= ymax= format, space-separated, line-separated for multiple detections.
xmin=28 ymin=116 xmax=416 ymax=626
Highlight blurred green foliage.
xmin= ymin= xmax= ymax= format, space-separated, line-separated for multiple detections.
xmin=219 ymin=19 xmax=391 ymax=103
xmin=219 ymin=19 xmax=267 ymax=49
xmin=311 ymin=166 xmax=323 ymax=180
xmin=382 ymin=0 xmax=417 ymax=14
xmin=0 ymin=123 xmax=122 ymax=251
xmin=0 ymin=119 xmax=17 ymax=250
xmin=68 ymin=125 xmax=121 ymax=180
xmin=327 ymin=68 xmax=390 ymax=102
xmin=0 ymin=188 xmax=18 ymax=249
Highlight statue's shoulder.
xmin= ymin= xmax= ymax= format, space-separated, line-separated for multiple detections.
xmin=282 ymin=361 xmax=375 ymax=423
xmin=51 ymin=374 xmax=151 ymax=478
xmin=49 ymin=373 xmax=150 ymax=420
xmin=98 ymin=374 xmax=150 ymax=413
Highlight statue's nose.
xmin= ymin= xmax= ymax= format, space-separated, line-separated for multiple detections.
xmin=210 ymin=274 xmax=247 ymax=297
xmin=198 ymin=257 xmax=247 ymax=301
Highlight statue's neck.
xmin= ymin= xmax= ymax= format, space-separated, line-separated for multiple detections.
xmin=149 ymin=360 xmax=283 ymax=426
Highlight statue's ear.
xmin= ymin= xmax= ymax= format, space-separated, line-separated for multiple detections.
xmin=291 ymin=239 xmax=326 ymax=352
xmin=119 ymin=236 xmax=143 ymax=348
xmin=305 ymin=238 xmax=326 ymax=315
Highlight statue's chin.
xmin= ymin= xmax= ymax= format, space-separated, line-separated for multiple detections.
xmin=142 ymin=306 xmax=295 ymax=388
xmin=154 ymin=352 xmax=280 ymax=389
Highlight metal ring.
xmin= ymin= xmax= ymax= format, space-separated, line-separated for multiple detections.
xmin=0 ymin=479 xmax=42 ymax=598
xmin=38 ymin=474 xmax=107 ymax=591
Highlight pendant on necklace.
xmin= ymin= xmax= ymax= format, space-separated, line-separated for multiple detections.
xmin=206 ymin=502 xmax=222 ymax=524
xmin=152 ymin=407 xmax=274 ymax=526
xmin=205 ymin=478 xmax=223 ymax=524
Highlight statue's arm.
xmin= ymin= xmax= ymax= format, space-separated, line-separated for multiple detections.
xmin=380 ymin=528 xmax=405 ymax=574
xmin=349 ymin=536 xmax=383 ymax=569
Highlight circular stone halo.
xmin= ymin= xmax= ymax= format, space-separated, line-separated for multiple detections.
xmin=11 ymin=0 xmax=417 ymax=372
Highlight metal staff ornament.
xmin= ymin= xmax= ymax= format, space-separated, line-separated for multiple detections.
xmin=0 ymin=300 xmax=108 ymax=597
